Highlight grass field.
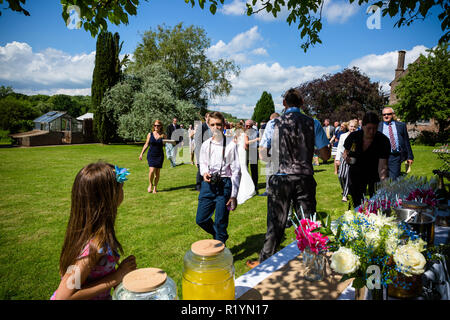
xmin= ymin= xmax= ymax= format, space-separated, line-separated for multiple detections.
xmin=0 ymin=144 xmax=443 ymax=299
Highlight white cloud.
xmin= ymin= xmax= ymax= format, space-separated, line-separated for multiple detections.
xmin=16 ymin=88 xmax=92 ymax=96
xmin=221 ymin=0 xmax=247 ymax=16
xmin=323 ymin=0 xmax=360 ymax=24
xmin=221 ymin=0 xmax=289 ymax=22
xmin=0 ymin=41 xmax=95 ymax=93
xmin=251 ymin=48 xmax=268 ymax=56
xmin=348 ymin=45 xmax=429 ymax=83
xmin=207 ymin=26 xmax=265 ymax=64
xmin=211 ymin=62 xmax=341 ymax=118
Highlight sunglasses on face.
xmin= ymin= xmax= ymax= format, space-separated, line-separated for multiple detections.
xmin=154 ymin=124 xmax=162 ymax=127
xmin=383 ymin=113 xmax=393 ymax=116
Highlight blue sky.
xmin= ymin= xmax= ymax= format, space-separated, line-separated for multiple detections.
xmin=0 ymin=0 xmax=444 ymax=118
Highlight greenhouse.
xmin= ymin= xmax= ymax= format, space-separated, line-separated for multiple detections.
xmin=33 ymin=111 xmax=82 ymax=133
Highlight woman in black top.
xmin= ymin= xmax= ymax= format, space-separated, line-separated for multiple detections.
xmin=343 ymin=112 xmax=390 ymax=208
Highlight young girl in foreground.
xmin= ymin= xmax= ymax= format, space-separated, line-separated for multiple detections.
xmin=51 ymin=162 xmax=136 ymax=300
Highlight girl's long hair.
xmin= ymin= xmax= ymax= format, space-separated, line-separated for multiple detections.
xmin=59 ymin=162 xmax=123 ymax=276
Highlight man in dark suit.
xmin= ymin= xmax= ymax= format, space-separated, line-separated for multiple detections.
xmin=378 ymin=107 xmax=414 ymax=180
xmin=166 ymin=117 xmax=181 ymax=167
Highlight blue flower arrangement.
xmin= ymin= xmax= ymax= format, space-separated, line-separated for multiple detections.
xmin=114 ymin=165 xmax=130 ymax=183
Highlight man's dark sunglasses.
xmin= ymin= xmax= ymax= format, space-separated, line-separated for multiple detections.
xmin=382 ymin=113 xmax=393 ymax=116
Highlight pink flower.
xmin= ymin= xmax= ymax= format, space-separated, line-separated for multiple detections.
xmin=295 ymin=219 xmax=329 ymax=254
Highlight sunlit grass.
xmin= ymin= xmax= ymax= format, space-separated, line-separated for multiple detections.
xmin=0 ymin=144 xmax=442 ymax=299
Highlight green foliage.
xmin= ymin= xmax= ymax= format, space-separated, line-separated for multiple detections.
xmin=0 ymin=95 xmax=38 ymax=133
xmin=0 ymin=85 xmax=14 ymax=98
xmin=128 ymin=23 xmax=239 ymax=108
xmin=60 ymin=0 xmax=142 ymax=37
xmin=414 ymin=130 xmax=450 ymax=146
xmin=91 ymin=31 xmax=123 ymax=144
xmin=102 ymin=64 xmax=199 ymax=141
xmin=252 ymin=91 xmax=275 ymax=123
xmin=0 ymin=0 xmax=29 ymax=16
xmin=0 ymin=87 xmax=92 ymax=135
xmin=393 ymin=42 xmax=450 ymax=136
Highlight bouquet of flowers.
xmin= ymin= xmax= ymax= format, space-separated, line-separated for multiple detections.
xmin=293 ymin=215 xmax=329 ymax=254
xmin=290 ymin=210 xmax=331 ymax=281
xmin=406 ymin=187 xmax=438 ymax=208
xmin=320 ymin=210 xmax=428 ymax=291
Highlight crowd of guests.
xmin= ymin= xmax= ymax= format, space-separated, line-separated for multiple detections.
xmin=320 ymin=107 xmax=414 ymax=205
xmin=52 ymin=86 xmax=416 ymax=299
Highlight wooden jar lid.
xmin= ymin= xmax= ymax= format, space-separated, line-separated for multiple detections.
xmin=191 ymin=239 xmax=225 ymax=256
xmin=123 ymin=268 xmax=167 ymax=293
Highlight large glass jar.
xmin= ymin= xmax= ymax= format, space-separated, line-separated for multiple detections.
xmin=113 ymin=268 xmax=177 ymax=300
xmin=182 ymin=239 xmax=235 ymax=300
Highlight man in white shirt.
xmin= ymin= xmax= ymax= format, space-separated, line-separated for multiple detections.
xmin=196 ymin=111 xmax=241 ymax=245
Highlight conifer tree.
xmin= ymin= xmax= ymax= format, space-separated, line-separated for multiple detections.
xmin=252 ymin=91 xmax=275 ymax=124
xmin=91 ymin=31 xmax=121 ymax=143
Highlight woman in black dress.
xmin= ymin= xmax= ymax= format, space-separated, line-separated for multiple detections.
xmin=139 ymin=120 xmax=166 ymax=193
xmin=343 ymin=112 xmax=390 ymax=208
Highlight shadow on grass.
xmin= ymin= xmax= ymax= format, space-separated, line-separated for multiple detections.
xmin=161 ymin=183 xmax=198 ymax=192
xmin=230 ymin=233 xmax=266 ymax=261
xmin=230 ymin=232 xmax=289 ymax=262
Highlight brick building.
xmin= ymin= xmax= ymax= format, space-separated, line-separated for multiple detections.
xmin=389 ymin=50 xmax=439 ymax=138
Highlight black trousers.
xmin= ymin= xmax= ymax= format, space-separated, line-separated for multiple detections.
xmin=348 ymin=170 xmax=376 ymax=208
xmin=196 ymin=164 xmax=202 ymax=190
xmin=246 ymin=159 xmax=258 ymax=191
xmin=259 ymin=174 xmax=317 ymax=263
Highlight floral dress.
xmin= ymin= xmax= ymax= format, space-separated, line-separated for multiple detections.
xmin=50 ymin=241 xmax=120 ymax=300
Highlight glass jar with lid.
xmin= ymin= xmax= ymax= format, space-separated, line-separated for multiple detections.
xmin=182 ymin=239 xmax=235 ymax=300
xmin=113 ymin=268 xmax=177 ymax=300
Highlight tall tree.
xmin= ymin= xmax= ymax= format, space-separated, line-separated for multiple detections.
xmin=128 ymin=23 xmax=238 ymax=109
xmin=296 ymin=67 xmax=384 ymax=122
xmin=393 ymin=42 xmax=450 ymax=137
xmin=91 ymin=31 xmax=122 ymax=143
xmin=252 ymin=91 xmax=275 ymax=123
xmin=102 ymin=64 xmax=199 ymax=141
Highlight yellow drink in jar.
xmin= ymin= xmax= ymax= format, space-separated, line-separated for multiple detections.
xmin=182 ymin=239 xmax=235 ymax=300
xmin=182 ymin=267 xmax=235 ymax=300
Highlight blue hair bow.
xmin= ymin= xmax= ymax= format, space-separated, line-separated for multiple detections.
xmin=114 ymin=165 xmax=130 ymax=183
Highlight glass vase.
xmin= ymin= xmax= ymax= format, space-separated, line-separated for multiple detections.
xmin=302 ymin=247 xmax=326 ymax=281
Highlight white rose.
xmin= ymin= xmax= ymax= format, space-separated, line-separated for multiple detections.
xmin=342 ymin=210 xmax=355 ymax=223
xmin=385 ymin=236 xmax=399 ymax=255
xmin=393 ymin=244 xmax=426 ymax=277
xmin=330 ymin=247 xmax=360 ymax=275
xmin=364 ymin=231 xmax=381 ymax=248
xmin=408 ymin=238 xmax=427 ymax=253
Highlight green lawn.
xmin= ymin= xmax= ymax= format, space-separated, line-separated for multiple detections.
xmin=0 ymin=144 xmax=443 ymax=299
